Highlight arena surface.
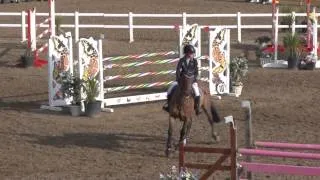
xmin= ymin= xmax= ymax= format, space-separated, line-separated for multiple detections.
xmin=0 ymin=0 xmax=319 ymax=179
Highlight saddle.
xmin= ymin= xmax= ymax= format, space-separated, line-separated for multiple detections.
xmin=171 ymin=83 xmax=196 ymax=98
xmin=163 ymin=83 xmax=203 ymax=115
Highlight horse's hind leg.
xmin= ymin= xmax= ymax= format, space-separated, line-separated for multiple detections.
xmin=202 ymin=101 xmax=220 ymax=143
xmin=165 ymin=116 xmax=175 ymax=157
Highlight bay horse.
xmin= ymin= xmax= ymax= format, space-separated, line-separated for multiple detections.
xmin=165 ymin=74 xmax=221 ymax=157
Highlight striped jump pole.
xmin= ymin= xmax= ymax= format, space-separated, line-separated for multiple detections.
xmin=104 ymin=58 xmax=180 ymax=69
xmin=27 ymin=0 xmax=55 ymax=67
xmin=239 ymin=148 xmax=320 ymax=160
xmin=255 ymin=141 xmax=320 ymax=151
xmin=103 ymin=51 xmax=178 ymax=61
xmin=239 ymin=99 xmax=320 ymax=179
xmin=100 ymin=24 xmax=229 ymax=107
xmin=240 ymin=162 xmax=320 ymax=176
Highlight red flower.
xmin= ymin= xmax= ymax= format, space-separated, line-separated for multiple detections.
xmin=262 ymin=45 xmax=285 ymax=53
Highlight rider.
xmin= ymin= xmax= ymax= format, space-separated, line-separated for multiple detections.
xmin=163 ymin=44 xmax=201 ymax=115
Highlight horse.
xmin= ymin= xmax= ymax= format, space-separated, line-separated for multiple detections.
xmin=165 ymin=73 xmax=221 ymax=157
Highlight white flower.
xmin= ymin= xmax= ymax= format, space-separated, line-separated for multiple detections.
xmin=160 ymin=173 xmax=165 ymax=179
xmin=171 ymin=166 xmax=177 ymax=174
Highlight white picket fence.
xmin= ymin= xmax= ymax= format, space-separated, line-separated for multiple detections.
xmin=0 ymin=11 xmax=318 ymax=43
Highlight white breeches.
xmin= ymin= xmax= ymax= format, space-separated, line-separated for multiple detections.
xmin=167 ymin=81 xmax=200 ymax=97
xmin=167 ymin=81 xmax=178 ymax=95
xmin=192 ymin=82 xmax=200 ymax=97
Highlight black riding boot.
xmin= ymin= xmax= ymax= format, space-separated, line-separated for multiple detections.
xmin=162 ymin=94 xmax=172 ymax=112
xmin=195 ymin=96 xmax=202 ymax=115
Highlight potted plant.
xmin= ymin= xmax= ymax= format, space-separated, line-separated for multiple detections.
xmin=20 ymin=46 xmax=34 ymax=68
xmin=283 ymin=33 xmax=302 ymax=69
xmin=82 ymin=78 xmax=101 ymax=117
xmin=230 ymin=56 xmax=248 ymax=97
xmin=61 ymin=72 xmax=82 ymax=116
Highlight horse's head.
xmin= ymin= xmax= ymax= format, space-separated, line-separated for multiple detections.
xmin=179 ymin=74 xmax=194 ymax=96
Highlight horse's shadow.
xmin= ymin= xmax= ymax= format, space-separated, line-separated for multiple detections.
xmin=0 ymin=98 xmax=71 ymax=116
xmin=0 ymin=99 xmax=44 ymax=111
xmin=21 ymin=132 xmax=167 ymax=157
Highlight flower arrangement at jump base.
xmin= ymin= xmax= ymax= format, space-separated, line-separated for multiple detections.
xmin=298 ymin=53 xmax=316 ymax=70
xmin=255 ymin=35 xmax=286 ymax=66
xmin=282 ymin=32 xmax=318 ymax=70
xmin=256 ymin=33 xmax=317 ymax=70
xmin=160 ymin=166 xmax=199 ymax=180
xmin=283 ymin=32 xmax=303 ymax=69
xmin=230 ymin=56 xmax=248 ymax=97
xmin=60 ymin=71 xmax=102 ymax=117
xmin=82 ymin=77 xmax=102 ymax=117
xmin=60 ymin=72 xmax=83 ymax=116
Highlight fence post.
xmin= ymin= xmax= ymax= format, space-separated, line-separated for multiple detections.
xmin=237 ymin=12 xmax=241 ymax=43
xmin=66 ymin=32 xmax=73 ymax=73
xmin=291 ymin=11 xmax=296 ymax=36
xmin=179 ymin=141 xmax=186 ymax=174
xmin=241 ymin=100 xmax=253 ymax=180
xmin=27 ymin=9 xmax=31 ymax=48
xmin=49 ymin=0 xmax=55 ymax=37
xmin=75 ymin=11 xmax=79 ymax=42
xmin=129 ymin=12 xmax=134 ymax=43
xmin=182 ymin=12 xmax=187 ymax=30
xmin=21 ymin=11 xmax=26 ymax=42
xmin=208 ymin=31 xmax=214 ymax=95
xmin=98 ymin=34 xmax=104 ymax=106
xmin=312 ymin=7 xmax=318 ymax=58
xmin=226 ymin=116 xmax=237 ymax=180
xmin=307 ymin=0 xmax=311 ymax=49
xmin=274 ymin=7 xmax=279 ymax=62
xmin=30 ymin=8 xmax=37 ymax=51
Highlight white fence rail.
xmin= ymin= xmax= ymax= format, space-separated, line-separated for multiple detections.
xmin=0 ymin=11 xmax=317 ymax=43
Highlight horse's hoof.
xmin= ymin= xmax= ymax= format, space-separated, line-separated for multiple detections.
xmin=165 ymin=149 xmax=170 ymax=158
xmin=165 ymin=148 xmax=175 ymax=158
xmin=165 ymin=148 xmax=170 ymax=157
xmin=213 ymin=135 xmax=221 ymax=143
xmin=174 ymin=143 xmax=179 ymax=150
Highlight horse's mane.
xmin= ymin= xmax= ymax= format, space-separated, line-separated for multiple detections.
xmin=168 ymin=80 xmax=209 ymax=119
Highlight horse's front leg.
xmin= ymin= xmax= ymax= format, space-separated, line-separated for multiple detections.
xmin=165 ymin=116 xmax=175 ymax=157
xmin=179 ymin=119 xmax=188 ymax=144
xmin=185 ymin=118 xmax=193 ymax=140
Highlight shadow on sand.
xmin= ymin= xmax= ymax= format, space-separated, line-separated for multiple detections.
xmin=21 ymin=132 xmax=167 ymax=157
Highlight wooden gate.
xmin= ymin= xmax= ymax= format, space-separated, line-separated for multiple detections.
xmin=179 ymin=116 xmax=237 ymax=180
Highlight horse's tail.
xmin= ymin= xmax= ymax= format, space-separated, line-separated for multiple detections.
xmin=210 ymin=102 xmax=221 ymax=123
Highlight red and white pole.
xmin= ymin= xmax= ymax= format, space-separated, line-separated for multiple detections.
xmin=49 ymin=0 xmax=55 ymax=37
xmin=306 ymin=0 xmax=311 ymax=49
xmin=26 ymin=0 xmax=55 ymax=66
xmin=272 ymin=0 xmax=276 ymax=47
xmin=27 ymin=9 xmax=31 ymax=49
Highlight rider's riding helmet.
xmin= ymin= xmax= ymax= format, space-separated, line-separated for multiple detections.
xmin=183 ymin=44 xmax=196 ymax=54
